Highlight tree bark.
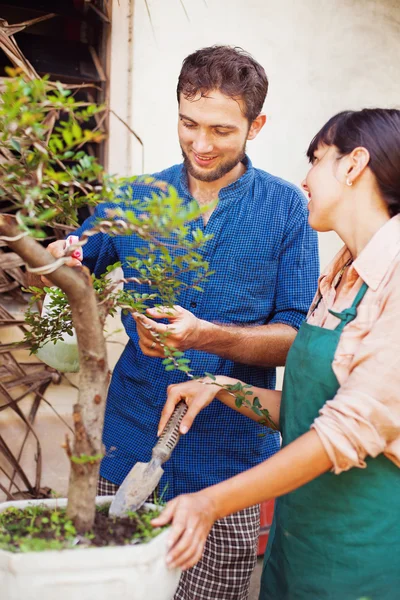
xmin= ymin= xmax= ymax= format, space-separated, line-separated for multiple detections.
xmin=0 ymin=215 xmax=110 ymax=532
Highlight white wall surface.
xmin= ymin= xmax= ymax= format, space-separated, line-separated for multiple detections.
xmin=109 ymin=0 xmax=400 ymax=268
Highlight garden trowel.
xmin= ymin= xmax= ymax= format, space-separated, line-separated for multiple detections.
xmin=109 ymin=401 xmax=188 ymax=517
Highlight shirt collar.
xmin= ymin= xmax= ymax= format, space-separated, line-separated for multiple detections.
xmin=318 ymin=246 xmax=353 ymax=300
xmin=179 ymin=155 xmax=255 ymax=201
xmin=353 ymin=214 xmax=400 ymax=291
xmin=318 ymin=214 xmax=400 ymax=294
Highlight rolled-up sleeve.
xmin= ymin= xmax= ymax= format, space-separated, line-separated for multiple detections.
xmin=269 ymin=190 xmax=319 ymax=330
xmin=312 ymin=277 xmax=400 ymax=473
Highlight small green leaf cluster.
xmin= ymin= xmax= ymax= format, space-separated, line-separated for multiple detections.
xmin=230 ymin=383 xmax=278 ymax=430
xmin=70 ymin=453 xmax=103 ymax=465
xmin=0 ymin=71 xmax=112 ymax=233
xmin=123 ymin=508 xmax=166 ymax=542
xmin=23 ymin=285 xmax=74 ymax=353
xmin=128 ymin=237 xmax=214 ymax=307
xmin=0 ymin=504 xmax=165 ymax=552
xmin=0 ymin=505 xmax=77 ymax=553
xmin=162 ymin=347 xmax=192 ymax=375
xmin=203 ymin=374 xmax=278 ymax=430
xmin=23 ymin=262 xmax=158 ymax=352
xmin=97 ymin=186 xmax=215 ymax=306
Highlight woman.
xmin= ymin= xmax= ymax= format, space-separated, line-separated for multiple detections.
xmin=152 ymin=109 xmax=400 ymax=599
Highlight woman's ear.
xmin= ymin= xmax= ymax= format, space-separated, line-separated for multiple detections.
xmin=346 ymin=147 xmax=370 ymax=185
xmin=247 ymin=114 xmax=267 ymax=140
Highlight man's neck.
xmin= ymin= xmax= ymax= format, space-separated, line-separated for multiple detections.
xmin=187 ymin=160 xmax=246 ymax=205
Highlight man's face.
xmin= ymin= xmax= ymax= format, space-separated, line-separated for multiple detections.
xmin=178 ymin=90 xmax=251 ymax=183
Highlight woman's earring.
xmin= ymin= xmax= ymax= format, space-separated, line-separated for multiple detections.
xmin=346 ymin=178 xmax=353 ymax=187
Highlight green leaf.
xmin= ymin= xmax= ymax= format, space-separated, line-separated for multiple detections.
xmin=10 ymin=139 xmax=21 ymax=152
xmin=252 ymin=407 xmax=264 ymax=417
xmin=204 ymin=372 xmax=216 ymax=381
xmin=37 ymin=208 xmax=59 ymax=222
xmin=72 ymin=122 xmax=82 ymax=140
xmin=62 ymin=127 xmax=73 ymax=146
xmin=228 ymin=382 xmax=242 ymax=393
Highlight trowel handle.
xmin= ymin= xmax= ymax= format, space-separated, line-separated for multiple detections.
xmin=152 ymin=401 xmax=188 ymax=465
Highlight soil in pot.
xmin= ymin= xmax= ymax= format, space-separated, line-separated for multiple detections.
xmin=0 ymin=503 xmax=165 ymax=553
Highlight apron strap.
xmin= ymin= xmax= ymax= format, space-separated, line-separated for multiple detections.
xmin=329 ymin=282 xmax=369 ymax=332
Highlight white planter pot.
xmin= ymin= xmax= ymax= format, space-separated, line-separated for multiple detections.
xmin=36 ymin=331 xmax=79 ymax=372
xmin=0 ymin=496 xmax=181 ymax=600
xmin=36 ymin=291 xmax=79 ymax=372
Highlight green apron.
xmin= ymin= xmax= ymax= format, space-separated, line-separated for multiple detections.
xmin=260 ymin=283 xmax=400 ymax=600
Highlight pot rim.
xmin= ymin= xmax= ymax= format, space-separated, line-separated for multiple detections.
xmin=0 ymin=496 xmax=170 ymax=568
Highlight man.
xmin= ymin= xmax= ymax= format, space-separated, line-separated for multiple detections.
xmin=47 ymin=46 xmax=319 ymax=599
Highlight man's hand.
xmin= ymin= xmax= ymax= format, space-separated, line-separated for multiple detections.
xmin=41 ymin=239 xmax=82 ymax=286
xmin=151 ymin=492 xmax=217 ymax=571
xmin=132 ymin=306 xmax=202 ymax=357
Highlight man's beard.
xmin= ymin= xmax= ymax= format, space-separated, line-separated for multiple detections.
xmin=181 ymin=144 xmax=246 ymax=183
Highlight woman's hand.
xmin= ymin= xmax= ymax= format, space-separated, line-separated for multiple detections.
xmin=151 ymin=492 xmax=218 ymax=570
xmin=41 ymin=239 xmax=82 ymax=286
xmin=158 ymin=378 xmax=221 ymax=436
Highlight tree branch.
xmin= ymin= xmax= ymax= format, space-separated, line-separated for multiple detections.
xmin=0 ymin=214 xmax=110 ymax=532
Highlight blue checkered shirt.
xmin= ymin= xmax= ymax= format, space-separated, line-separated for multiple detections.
xmin=75 ymin=156 xmax=319 ymax=500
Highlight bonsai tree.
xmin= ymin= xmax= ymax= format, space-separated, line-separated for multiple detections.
xmin=0 ymin=72 xmax=213 ymax=533
xmin=0 ymin=72 xmax=276 ymax=537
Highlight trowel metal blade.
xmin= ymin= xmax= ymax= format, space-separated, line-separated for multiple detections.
xmin=108 ymin=460 xmax=164 ymax=517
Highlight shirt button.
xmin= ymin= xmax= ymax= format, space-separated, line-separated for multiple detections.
xmin=190 ymin=301 xmax=197 ymax=309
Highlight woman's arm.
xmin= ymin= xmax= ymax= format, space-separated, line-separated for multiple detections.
xmin=152 ymin=429 xmax=332 ymax=570
xmin=157 ymin=376 xmax=282 ymax=436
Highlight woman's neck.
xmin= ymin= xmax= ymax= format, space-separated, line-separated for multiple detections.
xmin=335 ymin=192 xmax=391 ymax=258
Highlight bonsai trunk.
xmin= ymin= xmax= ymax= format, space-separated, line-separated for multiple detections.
xmin=0 ymin=216 xmax=109 ymax=533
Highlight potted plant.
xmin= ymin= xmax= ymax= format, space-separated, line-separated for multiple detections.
xmin=0 ymin=72 xmax=213 ymax=600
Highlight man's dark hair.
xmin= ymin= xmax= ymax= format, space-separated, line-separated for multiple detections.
xmin=177 ymin=45 xmax=268 ymax=123
xmin=307 ymin=108 xmax=400 ymax=217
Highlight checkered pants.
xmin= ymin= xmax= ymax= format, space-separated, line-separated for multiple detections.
xmin=97 ymin=476 xmax=260 ymax=600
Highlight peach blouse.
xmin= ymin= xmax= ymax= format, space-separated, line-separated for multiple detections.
xmin=308 ymin=215 xmax=400 ymax=474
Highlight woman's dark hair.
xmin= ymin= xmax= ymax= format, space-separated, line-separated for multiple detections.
xmin=307 ymin=108 xmax=400 ymax=216
xmin=177 ymin=45 xmax=268 ymax=123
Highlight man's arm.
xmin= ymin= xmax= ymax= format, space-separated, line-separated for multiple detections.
xmin=195 ymin=320 xmax=296 ymax=366
xmin=134 ymin=308 xmax=296 ymax=367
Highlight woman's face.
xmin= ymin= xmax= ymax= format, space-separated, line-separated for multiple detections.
xmin=302 ymin=144 xmax=348 ymax=232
